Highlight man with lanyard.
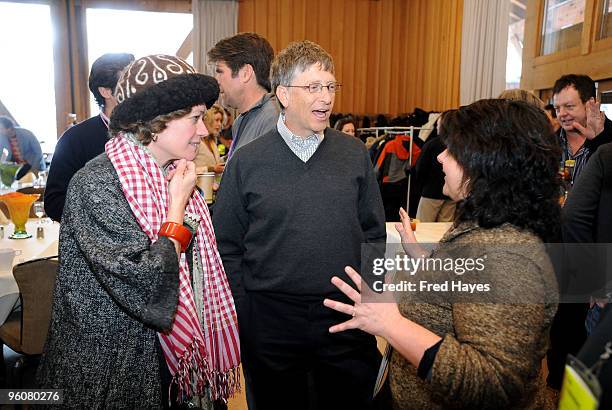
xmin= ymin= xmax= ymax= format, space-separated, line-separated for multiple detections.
xmin=44 ymin=53 xmax=134 ymax=221
xmin=553 ymin=74 xmax=612 ymax=189
xmin=207 ymin=33 xmax=280 ymax=162
xmin=547 ymin=74 xmax=612 ymax=391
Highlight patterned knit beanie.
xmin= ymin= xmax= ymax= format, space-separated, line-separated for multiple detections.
xmin=110 ymin=54 xmax=219 ymax=130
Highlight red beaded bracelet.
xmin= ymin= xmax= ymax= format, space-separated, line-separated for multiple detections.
xmin=159 ymin=221 xmax=192 ymax=253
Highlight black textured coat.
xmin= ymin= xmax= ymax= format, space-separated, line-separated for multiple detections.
xmin=38 ymin=154 xmax=181 ymax=409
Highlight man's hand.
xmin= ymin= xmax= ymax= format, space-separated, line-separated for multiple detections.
xmin=213 ymin=163 xmax=225 ymax=174
xmin=573 ymin=100 xmax=605 ymax=140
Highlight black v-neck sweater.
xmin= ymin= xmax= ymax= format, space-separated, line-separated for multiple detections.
xmin=213 ymin=127 xmax=386 ymax=299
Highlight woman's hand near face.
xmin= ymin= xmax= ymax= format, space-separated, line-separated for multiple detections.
xmin=166 ymin=159 xmax=196 ymax=223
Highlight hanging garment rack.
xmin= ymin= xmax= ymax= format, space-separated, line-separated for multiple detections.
xmin=357 ymin=126 xmax=432 ymax=215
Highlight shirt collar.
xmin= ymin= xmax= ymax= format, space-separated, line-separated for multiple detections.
xmin=559 ymin=129 xmax=587 ymax=158
xmin=276 ymin=112 xmax=324 ymax=143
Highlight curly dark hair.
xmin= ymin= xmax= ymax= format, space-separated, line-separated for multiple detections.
xmin=109 ymin=108 xmax=191 ymax=145
xmin=440 ymin=99 xmax=562 ymax=241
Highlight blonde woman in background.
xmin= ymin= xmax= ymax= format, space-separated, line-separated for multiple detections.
xmin=195 ymin=103 xmax=225 ymax=174
xmin=498 ymin=88 xmax=547 ymax=111
xmin=499 ymin=88 xmax=563 ymax=133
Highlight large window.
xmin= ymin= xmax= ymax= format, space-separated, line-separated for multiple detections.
xmin=506 ymin=0 xmax=527 ymax=89
xmin=540 ymin=0 xmax=586 ymax=55
xmin=601 ymin=91 xmax=612 ymax=120
xmin=599 ymin=0 xmax=612 ymax=39
xmin=86 ymin=8 xmax=193 ymax=115
xmin=0 ymin=1 xmax=56 ymax=152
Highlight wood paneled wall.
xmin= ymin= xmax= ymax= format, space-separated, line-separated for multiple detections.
xmin=238 ymin=0 xmax=463 ymax=116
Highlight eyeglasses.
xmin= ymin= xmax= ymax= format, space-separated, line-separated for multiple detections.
xmin=284 ymin=82 xmax=342 ymax=94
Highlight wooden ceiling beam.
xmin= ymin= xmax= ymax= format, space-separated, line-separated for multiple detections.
xmin=176 ymin=30 xmax=193 ymax=60
xmin=511 ymin=4 xmax=526 ymax=19
xmin=511 ymin=0 xmax=527 ymax=10
xmin=0 ymin=99 xmax=16 ymax=123
xmin=84 ymin=0 xmax=191 ymax=13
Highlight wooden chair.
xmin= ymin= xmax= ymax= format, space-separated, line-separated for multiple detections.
xmin=0 ymin=256 xmax=58 ymax=388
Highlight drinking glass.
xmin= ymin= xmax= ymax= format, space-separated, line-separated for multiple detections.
xmin=33 ymin=202 xmax=45 ymax=225
xmin=38 ymin=170 xmax=48 ymax=187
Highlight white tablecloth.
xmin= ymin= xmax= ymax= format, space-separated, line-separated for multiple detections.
xmin=385 ymin=221 xmax=452 ymax=244
xmin=0 ymin=221 xmax=450 ymax=325
xmin=382 ymin=222 xmax=452 ymax=273
xmin=0 ymin=220 xmax=59 ymax=325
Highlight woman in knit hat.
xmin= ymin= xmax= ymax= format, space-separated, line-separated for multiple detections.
xmin=38 ymin=55 xmax=240 ymax=409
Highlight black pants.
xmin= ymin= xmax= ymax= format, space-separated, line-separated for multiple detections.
xmin=239 ymin=292 xmax=382 ymax=410
xmin=380 ymin=180 xmax=407 ymax=222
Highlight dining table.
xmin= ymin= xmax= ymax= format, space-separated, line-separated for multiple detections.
xmin=0 ymin=220 xmax=453 ymax=326
xmin=385 ymin=221 xmax=452 ymax=244
xmin=0 ymin=219 xmax=59 ymax=325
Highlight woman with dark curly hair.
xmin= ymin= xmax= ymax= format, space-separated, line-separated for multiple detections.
xmin=325 ymin=99 xmax=561 ymax=408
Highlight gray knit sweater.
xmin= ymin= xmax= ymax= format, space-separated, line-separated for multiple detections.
xmin=37 ymin=153 xmax=181 ymax=409
xmin=213 ymin=127 xmax=386 ymax=300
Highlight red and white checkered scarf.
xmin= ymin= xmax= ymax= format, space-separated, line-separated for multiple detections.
xmin=106 ymin=134 xmax=240 ymax=402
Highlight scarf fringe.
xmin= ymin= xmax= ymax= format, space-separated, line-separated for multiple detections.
xmin=171 ymin=339 xmax=241 ymax=403
xmin=209 ymin=366 xmax=241 ymax=403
